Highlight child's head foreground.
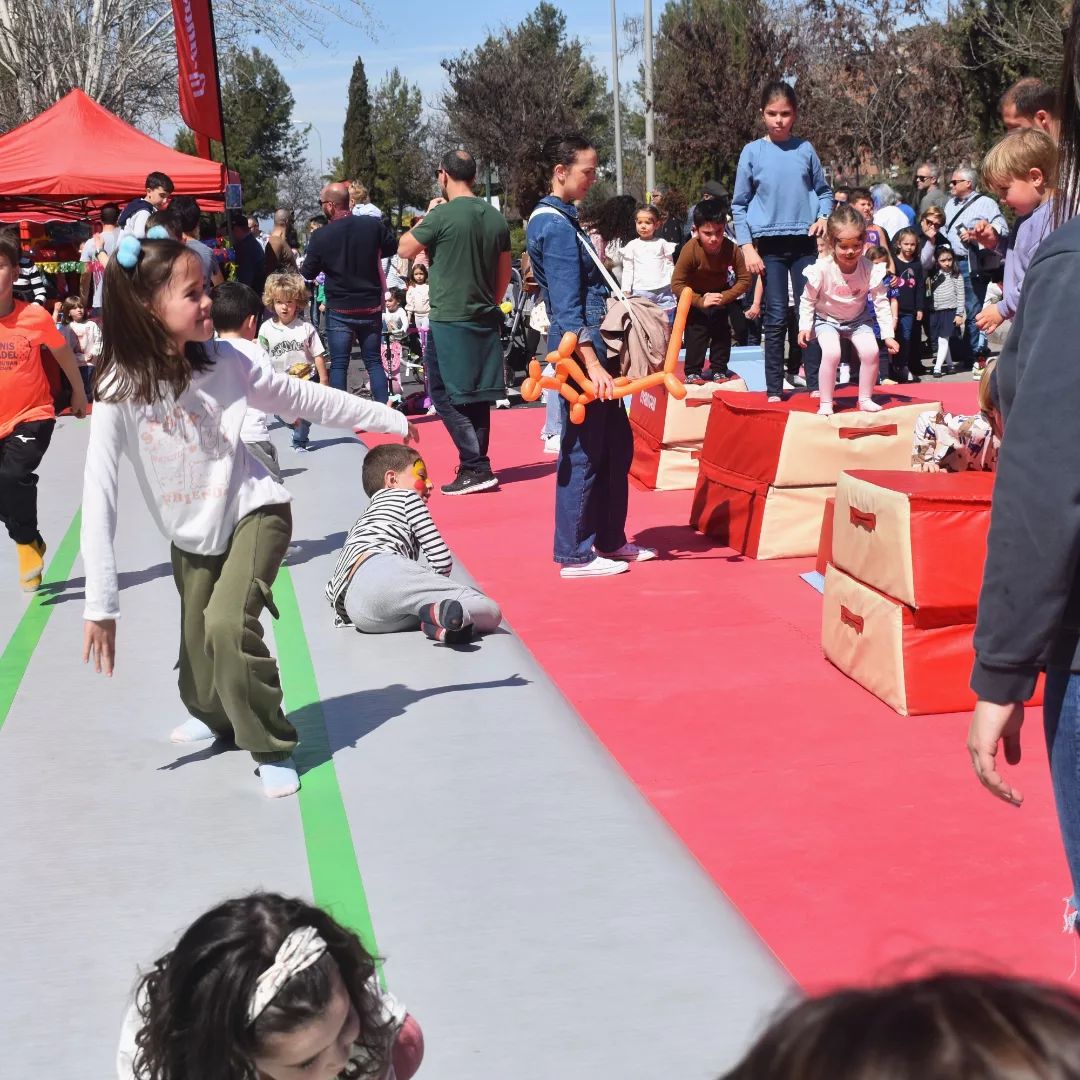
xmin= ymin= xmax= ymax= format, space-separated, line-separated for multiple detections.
xmin=264 ymin=272 xmax=309 ymax=326
xmin=937 ymin=244 xmax=958 ymax=274
xmin=362 ymin=442 xmax=430 ymax=500
xmin=717 ymin=971 xmax=1080 ymax=1080
xmin=385 ymin=288 xmax=405 ymax=311
xmin=212 ymin=281 xmax=264 ymax=341
xmin=893 ymin=227 xmax=919 ymax=262
xmin=61 ymin=295 xmax=87 ymax=324
xmin=98 ymin=237 xmax=213 ymax=405
xmin=825 ymin=203 xmax=867 ymax=270
xmin=126 ymin=892 xmax=399 ymax=1080
xmin=692 ymin=197 xmax=728 ymax=253
xmin=982 ymin=127 xmax=1058 ymax=216
xmin=409 ymin=264 xmax=428 ymax=284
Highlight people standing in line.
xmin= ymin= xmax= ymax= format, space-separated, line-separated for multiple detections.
xmin=231 ymin=214 xmax=269 ymax=298
xmin=170 ymin=195 xmax=224 ymax=293
xmin=79 ymin=203 xmax=122 ymax=315
xmin=942 ymin=166 xmax=1009 ymax=374
xmin=889 ymin=228 xmax=926 ymax=382
xmin=966 ymin=0 xmax=1080 ymax=932
xmin=264 ymin=208 xmax=298 ymax=277
xmin=398 ymin=149 xmax=511 ymax=496
xmin=1000 ymin=76 xmax=1060 ymax=137
xmin=915 ymin=161 xmax=948 ymax=214
xmin=118 ymin=172 xmax=173 ymax=238
xmin=526 ymin=134 xmax=657 ymax=578
xmin=300 ymin=182 xmax=396 ymax=402
xmin=0 ymin=228 xmax=87 ymax=593
xmin=732 ymin=81 xmax=833 ymax=402
xmin=80 ymin=236 xmax=415 ymax=799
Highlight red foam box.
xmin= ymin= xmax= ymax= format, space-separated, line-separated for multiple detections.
xmin=816 ymin=496 xmax=835 ymax=576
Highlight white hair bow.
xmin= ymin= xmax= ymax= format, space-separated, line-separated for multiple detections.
xmin=247 ymin=926 xmax=329 ymax=1024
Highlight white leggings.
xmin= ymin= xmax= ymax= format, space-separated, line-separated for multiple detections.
xmin=816 ymin=325 xmax=879 ymax=407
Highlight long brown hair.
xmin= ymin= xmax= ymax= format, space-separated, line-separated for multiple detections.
xmin=97 ymin=239 xmax=211 ymax=406
xmin=129 ymin=893 xmax=394 ymax=1079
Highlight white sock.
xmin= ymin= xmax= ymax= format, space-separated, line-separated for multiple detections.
xmin=259 ymin=757 xmax=300 ymax=799
xmin=817 ymin=402 xmax=834 ymax=416
xmin=170 ymin=717 xmax=217 ymax=744
xmin=858 ymin=398 xmax=883 ymax=412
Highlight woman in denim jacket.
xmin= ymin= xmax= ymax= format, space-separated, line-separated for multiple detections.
xmin=526 ymin=134 xmax=657 ymax=578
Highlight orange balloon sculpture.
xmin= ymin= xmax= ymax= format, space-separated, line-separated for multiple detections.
xmin=519 ymin=287 xmax=692 ymax=423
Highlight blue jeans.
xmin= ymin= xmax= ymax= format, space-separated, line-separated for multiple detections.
xmin=957 ymin=257 xmax=988 ymax=365
xmin=325 ymin=309 xmax=386 ymax=403
xmin=892 ymin=312 xmax=917 ymax=380
xmin=1044 ymin=670 xmax=1080 ymax=914
xmin=758 ymin=235 xmax=818 ymax=396
xmin=292 ymin=419 xmax=311 ymax=447
xmin=554 ymin=396 xmax=633 ymax=564
xmin=541 ymin=363 xmax=562 ymax=439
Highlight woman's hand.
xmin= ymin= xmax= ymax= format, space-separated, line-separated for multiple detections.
xmin=742 ymin=244 xmax=764 ymax=277
xmin=587 ymin=361 xmax=616 ymax=400
xmin=967 ymin=699 xmax=1026 ymax=806
xmin=808 ymin=218 xmax=828 ymax=239
xmin=83 ymin=619 xmax=116 ymax=676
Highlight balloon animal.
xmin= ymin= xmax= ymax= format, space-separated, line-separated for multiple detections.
xmin=519 ymin=287 xmax=692 ymax=424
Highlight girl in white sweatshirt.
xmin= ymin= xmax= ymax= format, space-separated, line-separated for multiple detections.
xmin=620 ymin=204 xmax=677 ymax=318
xmin=798 ymin=204 xmax=899 ymax=415
xmin=80 ymin=235 xmax=415 ymax=799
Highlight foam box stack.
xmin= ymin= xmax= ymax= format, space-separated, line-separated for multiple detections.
xmin=821 ymin=469 xmax=1038 ymax=716
xmin=690 ymin=392 xmax=937 ymax=559
xmin=629 ymin=370 xmax=747 ymax=491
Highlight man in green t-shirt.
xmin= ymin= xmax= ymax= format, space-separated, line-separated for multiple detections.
xmin=399 ymin=150 xmax=511 ymax=495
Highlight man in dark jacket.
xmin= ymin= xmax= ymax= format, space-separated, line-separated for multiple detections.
xmin=301 ymin=182 xmax=396 ymax=402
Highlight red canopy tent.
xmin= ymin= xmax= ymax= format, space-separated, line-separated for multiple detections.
xmin=0 ymin=89 xmax=230 ymax=222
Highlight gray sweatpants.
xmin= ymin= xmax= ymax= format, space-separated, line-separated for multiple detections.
xmin=344 ymin=552 xmax=502 ymax=634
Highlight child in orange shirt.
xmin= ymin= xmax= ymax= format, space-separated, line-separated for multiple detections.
xmin=0 ymin=227 xmax=88 ymax=591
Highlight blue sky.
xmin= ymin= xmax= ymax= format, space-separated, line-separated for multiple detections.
xmin=257 ymin=0 xmax=626 ymax=172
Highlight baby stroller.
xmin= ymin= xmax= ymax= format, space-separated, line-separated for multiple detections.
xmin=496 ymin=266 xmax=528 ymax=408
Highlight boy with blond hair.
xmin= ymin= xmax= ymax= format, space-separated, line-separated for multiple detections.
xmin=974 ymin=128 xmax=1058 ymax=340
xmin=258 ymin=271 xmax=328 ymax=451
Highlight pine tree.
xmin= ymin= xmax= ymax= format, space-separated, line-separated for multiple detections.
xmin=341 ymin=57 xmax=376 ymax=188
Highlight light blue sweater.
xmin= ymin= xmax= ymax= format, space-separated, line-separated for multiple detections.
xmin=731 ymin=137 xmax=833 ymax=247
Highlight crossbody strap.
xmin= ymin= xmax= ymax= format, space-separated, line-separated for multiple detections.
xmin=944 ymin=194 xmax=979 ymax=241
xmin=529 ymin=204 xmax=646 ymax=337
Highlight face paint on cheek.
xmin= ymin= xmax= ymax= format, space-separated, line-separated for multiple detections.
xmin=411 ymin=461 xmax=428 ymax=494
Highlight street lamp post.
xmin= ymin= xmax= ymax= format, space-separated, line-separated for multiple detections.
xmin=290 ymin=121 xmax=324 ymax=177
xmin=610 ymin=0 xmax=624 ymax=195
xmin=644 ymin=0 xmax=655 ymax=193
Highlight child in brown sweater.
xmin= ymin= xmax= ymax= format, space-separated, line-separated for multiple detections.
xmin=671 ymin=198 xmax=752 ymax=382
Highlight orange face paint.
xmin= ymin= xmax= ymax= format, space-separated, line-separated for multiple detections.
xmin=411 ymin=459 xmax=430 ymax=496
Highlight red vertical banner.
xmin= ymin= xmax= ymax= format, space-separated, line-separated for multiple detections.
xmin=172 ymin=0 xmax=224 ymax=155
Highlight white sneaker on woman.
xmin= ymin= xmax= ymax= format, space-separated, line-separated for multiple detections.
xmin=560 ymin=555 xmax=630 ymax=578
xmin=597 ymin=543 xmax=658 ymax=562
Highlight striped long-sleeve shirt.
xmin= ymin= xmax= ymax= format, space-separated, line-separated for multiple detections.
xmin=325 ymin=488 xmax=452 ymax=623
xmin=929 ymin=270 xmax=966 ymax=317
xmin=14 ymin=255 xmax=47 ymax=305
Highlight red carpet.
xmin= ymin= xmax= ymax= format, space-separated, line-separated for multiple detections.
xmin=375 ymin=380 xmax=1072 ymax=991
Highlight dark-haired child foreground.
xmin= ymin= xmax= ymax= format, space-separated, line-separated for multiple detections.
xmin=80 ymin=235 xmax=416 ymax=799
xmin=326 ymin=443 xmax=501 ymax=643
xmin=717 ymin=971 xmax=1080 ymax=1080
xmin=117 ymin=892 xmax=423 ymax=1079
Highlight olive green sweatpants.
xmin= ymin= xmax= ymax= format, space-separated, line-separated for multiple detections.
xmin=170 ymin=503 xmax=296 ymax=763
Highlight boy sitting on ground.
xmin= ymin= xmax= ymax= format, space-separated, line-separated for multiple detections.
xmin=326 ymin=443 xmax=502 ymax=643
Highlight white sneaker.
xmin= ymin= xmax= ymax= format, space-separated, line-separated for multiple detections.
xmin=783 ymin=376 xmax=795 ymax=391
xmin=838 ymin=363 xmax=850 ymax=385
xmin=560 ymin=555 xmax=630 ymax=578
xmin=543 ymin=434 xmax=560 ymax=454
xmin=425 ymin=405 xmax=437 ymax=416
xmin=597 ymin=542 xmax=658 ymax=562
xmin=495 ymin=397 xmax=511 ymax=409
xmin=792 ymin=373 xmax=807 ymax=387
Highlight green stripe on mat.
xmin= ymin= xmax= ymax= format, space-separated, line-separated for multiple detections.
xmin=272 ymin=567 xmax=381 ymax=962
xmin=0 ymin=510 xmax=82 ymax=734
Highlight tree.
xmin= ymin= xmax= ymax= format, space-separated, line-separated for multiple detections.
xmin=442 ymin=3 xmax=610 ymax=216
xmin=370 ymin=68 xmax=431 ymax=223
xmin=0 ymin=0 xmax=375 ymax=133
xmin=177 ymin=47 xmax=306 ymax=212
xmin=341 ymin=57 xmax=377 ymax=187
xmin=652 ymin=0 xmax=799 ymax=190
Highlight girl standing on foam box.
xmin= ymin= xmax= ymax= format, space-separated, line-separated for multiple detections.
xmin=732 ymin=81 xmax=834 ymax=402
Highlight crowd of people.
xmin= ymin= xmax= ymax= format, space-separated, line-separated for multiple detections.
xmin=3 ymin=8 xmax=1080 ymax=1072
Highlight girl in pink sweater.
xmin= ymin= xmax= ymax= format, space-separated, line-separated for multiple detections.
xmin=798 ymin=204 xmax=898 ymax=415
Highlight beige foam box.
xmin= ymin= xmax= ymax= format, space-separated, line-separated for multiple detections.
xmin=833 ymin=469 xmax=995 ymax=619
xmin=699 ymin=391 xmax=940 ymax=489
xmin=630 ymin=377 xmax=748 ymax=492
xmin=690 ymin=459 xmax=833 ymax=559
xmin=822 ymin=564 xmax=979 ymax=716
